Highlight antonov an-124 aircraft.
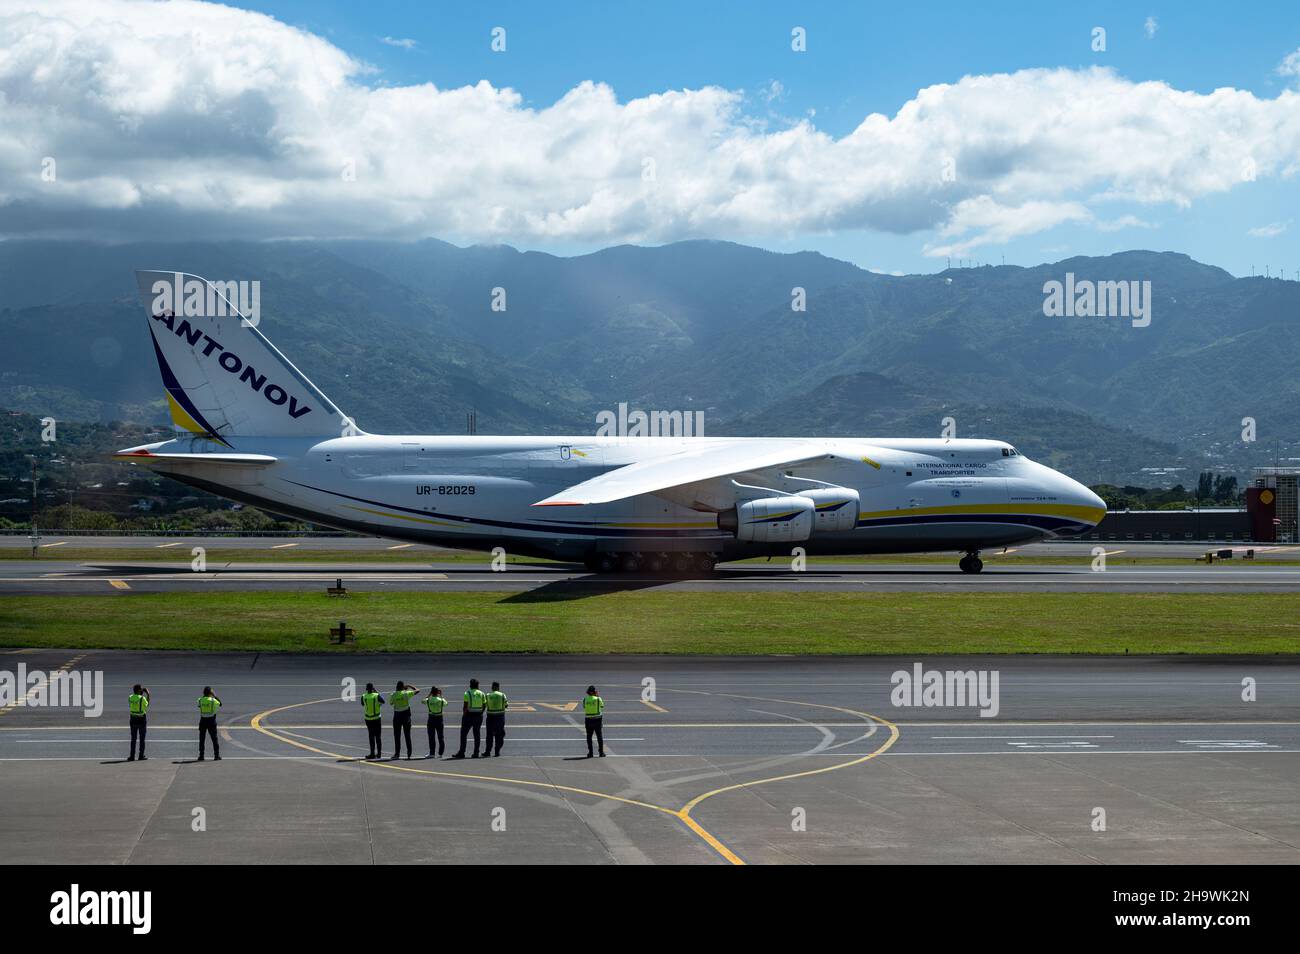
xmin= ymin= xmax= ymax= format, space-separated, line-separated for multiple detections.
xmin=116 ymin=271 xmax=1107 ymax=574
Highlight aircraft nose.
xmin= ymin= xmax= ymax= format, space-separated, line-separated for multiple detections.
xmin=1064 ymin=475 xmax=1107 ymax=525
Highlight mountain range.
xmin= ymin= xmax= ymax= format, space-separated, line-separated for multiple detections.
xmin=1 ymin=238 xmax=1296 ymax=485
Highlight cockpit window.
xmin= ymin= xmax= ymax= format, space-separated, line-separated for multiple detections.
xmin=1001 ymin=446 xmax=1018 ymax=457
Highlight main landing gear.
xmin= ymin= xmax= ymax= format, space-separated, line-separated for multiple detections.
xmin=582 ymin=552 xmax=718 ymax=576
xmin=958 ymin=551 xmax=984 ymax=574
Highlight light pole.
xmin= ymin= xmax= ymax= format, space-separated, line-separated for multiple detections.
xmin=28 ymin=456 xmax=40 ymax=558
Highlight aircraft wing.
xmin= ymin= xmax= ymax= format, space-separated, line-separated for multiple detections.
xmin=532 ymin=440 xmax=838 ymax=507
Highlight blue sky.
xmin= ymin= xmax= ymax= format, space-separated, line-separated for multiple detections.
xmin=6 ymin=1 xmax=1300 ymax=276
xmin=235 ymin=0 xmax=1300 ymax=275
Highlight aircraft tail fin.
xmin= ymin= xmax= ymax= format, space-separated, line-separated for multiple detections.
xmin=134 ymin=270 xmax=355 ymax=446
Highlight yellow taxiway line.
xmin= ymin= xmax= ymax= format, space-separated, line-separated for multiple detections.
xmin=250 ymin=691 xmax=899 ymax=865
xmin=0 ymin=653 xmax=87 ymax=717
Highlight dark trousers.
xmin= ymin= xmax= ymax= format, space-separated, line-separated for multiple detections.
xmin=365 ymin=718 xmax=382 ymax=757
xmin=198 ymin=716 xmax=219 ymax=758
xmin=129 ymin=715 xmax=147 ymax=758
xmin=456 ymin=711 xmax=483 ymax=756
xmin=485 ymin=712 xmax=505 ymax=755
xmin=392 ymin=709 xmax=413 ymax=757
xmin=426 ymin=715 xmax=445 ymax=756
xmin=586 ymin=717 xmax=604 ymax=755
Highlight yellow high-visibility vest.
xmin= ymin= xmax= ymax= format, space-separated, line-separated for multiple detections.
xmin=583 ymin=694 xmax=604 ymax=717
xmin=197 ymin=695 xmax=220 ymax=717
xmin=464 ymin=688 xmax=486 ymax=712
xmin=391 ymin=689 xmax=416 ymax=711
xmin=129 ymin=693 xmax=149 ymax=716
xmin=486 ymin=690 xmax=508 ymax=713
xmin=363 ymin=691 xmax=383 ymax=720
xmin=425 ymin=695 xmax=447 ymax=715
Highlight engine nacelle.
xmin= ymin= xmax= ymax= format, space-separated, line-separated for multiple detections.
xmin=801 ymin=487 xmax=861 ymax=534
xmin=719 ymin=495 xmax=814 ymax=543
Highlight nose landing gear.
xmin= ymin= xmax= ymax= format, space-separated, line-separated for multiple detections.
xmin=958 ymin=552 xmax=984 ymax=573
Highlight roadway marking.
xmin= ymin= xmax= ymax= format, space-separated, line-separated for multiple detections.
xmin=1006 ymin=740 xmax=1099 ymax=748
xmin=932 ymin=734 xmax=1114 ymax=740
xmin=252 ymin=691 xmax=900 ymax=866
xmin=5 ymin=720 xmax=1294 ymax=731
xmin=387 ymin=544 xmax=414 ymax=550
xmin=40 ymin=542 xmax=66 ymax=548
xmin=641 ymin=699 xmax=668 ymax=713
xmin=108 ymin=579 xmax=130 ymax=590
xmin=1179 ymin=739 xmax=1278 ymax=749
xmin=270 ymin=543 xmax=299 ymax=550
xmin=0 ymin=721 xmax=880 ymax=731
xmin=0 ymin=653 xmax=87 ymax=717
xmin=155 ymin=542 xmax=184 ymax=549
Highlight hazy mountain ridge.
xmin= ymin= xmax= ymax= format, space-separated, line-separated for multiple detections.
xmin=0 ymin=239 xmax=1294 ymax=482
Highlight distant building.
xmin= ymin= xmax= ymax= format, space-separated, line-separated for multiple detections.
xmin=1082 ymin=508 xmax=1252 ymax=542
xmin=1248 ymin=468 xmax=1299 ymax=544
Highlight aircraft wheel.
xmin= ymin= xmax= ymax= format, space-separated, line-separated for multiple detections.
xmin=959 ymin=554 xmax=983 ymax=573
xmin=645 ymin=553 xmax=668 ymax=574
xmin=620 ymin=553 xmax=642 ymax=574
xmin=673 ymin=553 xmax=696 ymax=575
xmin=596 ymin=553 xmax=619 ymax=574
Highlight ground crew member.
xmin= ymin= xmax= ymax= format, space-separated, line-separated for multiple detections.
xmin=484 ymin=681 xmax=509 ymax=757
xmin=583 ymin=685 xmax=605 ymax=758
xmin=361 ymin=682 xmax=385 ymax=759
xmin=389 ymin=680 xmax=420 ymax=760
xmin=452 ymin=678 xmax=486 ymax=759
xmin=196 ymin=687 xmax=222 ymax=761
xmin=424 ymin=686 xmax=449 ymax=758
xmin=127 ymin=684 xmax=151 ymax=761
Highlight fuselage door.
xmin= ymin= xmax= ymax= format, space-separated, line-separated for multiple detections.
xmin=402 ymin=442 xmax=420 ymax=471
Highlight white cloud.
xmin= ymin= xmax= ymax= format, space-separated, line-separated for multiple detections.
xmin=3 ymin=0 xmax=1300 ymax=254
xmin=1248 ymin=221 xmax=1290 ymax=238
xmin=760 ymin=80 xmax=785 ymax=104
xmin=1144 ymin=17 xmax=1159 ymax=40
xmin=1279 ymin=48 xmax=1300 ymax=79
xmin=1095 ymin=214 xmax=1156 ymax=232
xmin=380 ymin=36 xmax=417 ymax=50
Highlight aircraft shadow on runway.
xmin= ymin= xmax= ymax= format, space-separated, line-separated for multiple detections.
xmin=497 ymin=576 xmax=669 ymax=602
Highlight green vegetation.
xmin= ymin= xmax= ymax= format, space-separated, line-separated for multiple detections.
xmin=1094 ymin=473 xmax=1241 ymax=512
xmin=1 ymin=591 xmax=1295 ymax=654
xmin=0 ymin=411 xmax=311 ymax=532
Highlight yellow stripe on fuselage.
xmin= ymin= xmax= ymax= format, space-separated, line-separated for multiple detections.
xmin=342 ymin=504 xmax=463 ymax=529
xmin=858 ymin=502 xmax=1105 ymax=525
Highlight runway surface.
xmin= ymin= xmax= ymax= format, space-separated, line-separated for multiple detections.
xmin=3 ymin=558 xmax=1299 ymax=594
xmin=7 ymin=535 xmax=1297 ymax=559
xmin=1 ymin=651 xmax=1297 ymax=864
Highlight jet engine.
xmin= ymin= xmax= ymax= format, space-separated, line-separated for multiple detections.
xmin=717 ymin=495 xmax=814 ymax=543
xmin=800 ymin=487 xmax=861 ymax=533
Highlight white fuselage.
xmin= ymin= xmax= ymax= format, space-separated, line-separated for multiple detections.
xmin=132 ymin=434 xmax=1106 ymax=561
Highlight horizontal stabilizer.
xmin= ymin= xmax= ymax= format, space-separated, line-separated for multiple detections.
xmin=532 ymin=439 xmax=837 ymax=507
xmin=114 ymin=449 xmax=277 ymax=465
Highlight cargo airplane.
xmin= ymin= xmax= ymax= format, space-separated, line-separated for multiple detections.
xmin=116 ymin=271 xmax=1107 ymax=574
